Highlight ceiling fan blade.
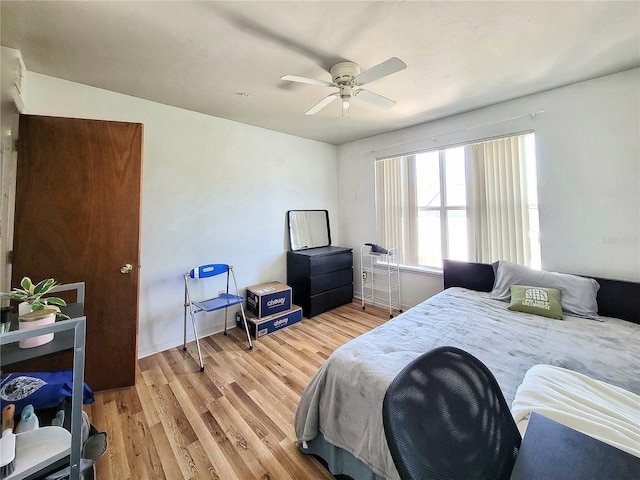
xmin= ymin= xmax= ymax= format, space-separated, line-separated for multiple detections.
xmin=354 ymin=89 xmax=397 ymax=109
xmin=281 ymin=75 xmax=335 ymax=87
xmin=305 ymin=93 xmax=339 ymax=115
xmin=354 ymin=57 xmax=407 ymax=85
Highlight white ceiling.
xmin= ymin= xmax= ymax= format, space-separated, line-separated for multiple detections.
xmin=1 ymin=1 xmax=639 ymax=145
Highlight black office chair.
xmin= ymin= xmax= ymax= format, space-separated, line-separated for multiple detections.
xmin=382 ymin=346 xmax=521 ymax=480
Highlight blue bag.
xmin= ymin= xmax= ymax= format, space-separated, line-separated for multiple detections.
xmin=0 ymin=371 xmax=94 ymax=413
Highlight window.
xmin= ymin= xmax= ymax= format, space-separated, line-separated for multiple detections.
xmin=375 ymin=132 xmax=540 ymax=270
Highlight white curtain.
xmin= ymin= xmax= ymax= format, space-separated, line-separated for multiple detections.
xmin=375 ymin=156 xmax=418 ymax=264
xmin=467 ymin=135 xmax=531 ymax=265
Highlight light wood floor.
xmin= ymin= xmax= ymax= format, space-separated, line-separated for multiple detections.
xmin=85 ymin=301 xmax=390 ymax=480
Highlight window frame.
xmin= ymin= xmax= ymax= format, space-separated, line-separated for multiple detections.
xmin=415 ymin=149 xmax=469 ymax=268
xmin=375 ymin=131 xmax=539 ymax=271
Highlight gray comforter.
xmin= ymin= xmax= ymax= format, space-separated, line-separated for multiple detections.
xmin=294 ymin=288 xmax=640 ymax=480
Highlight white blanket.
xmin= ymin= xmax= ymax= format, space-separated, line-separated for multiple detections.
xmin=511 ymin=364 xmax=640 ymax=457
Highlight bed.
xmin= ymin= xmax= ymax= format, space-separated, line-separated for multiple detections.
xmin=294 ymin=260 xmax=640 ymax=480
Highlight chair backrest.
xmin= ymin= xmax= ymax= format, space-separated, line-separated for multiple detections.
xmin=382 ymin=346 xmax=521 ymax=480
xmin=189 ymin=264 xmax=229 ymax=279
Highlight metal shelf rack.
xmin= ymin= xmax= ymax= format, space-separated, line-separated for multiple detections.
xmin=361 ymin=245 xmax=402 ymax=318
xmin=1 ymin=283 xmax=86 ymax=480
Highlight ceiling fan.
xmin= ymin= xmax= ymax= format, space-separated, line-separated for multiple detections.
xmin=281 ymin=57 xmax=407 ymax=116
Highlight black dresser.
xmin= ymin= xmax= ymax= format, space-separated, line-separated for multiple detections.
xmin=287 ymin=246 xmax=353 ymax=318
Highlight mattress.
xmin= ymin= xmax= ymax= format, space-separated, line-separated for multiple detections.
xmin=294 ymin=287 xmax=640 ymax=480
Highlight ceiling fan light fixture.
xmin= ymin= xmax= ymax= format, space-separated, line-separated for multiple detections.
xmin=340 ymin=84 xmax=352 ymax=117
xmin=341 ymin=96 xmax=350 ymax=116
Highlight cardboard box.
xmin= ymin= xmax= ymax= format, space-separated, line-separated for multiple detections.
xmin=246 ymin=281 xmax=292 ymax=318
xmin=237 ymin=306 xmax=303 ymax=339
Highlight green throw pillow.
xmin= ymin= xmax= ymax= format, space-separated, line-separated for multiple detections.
xmin=508 ymin=285 xmax=563 ymax=319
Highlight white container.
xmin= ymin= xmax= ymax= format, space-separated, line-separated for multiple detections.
xmin=15 ymin=404 xmax=40 ymax=433
xmin=18 ymin=308 xmax=55 ymax=348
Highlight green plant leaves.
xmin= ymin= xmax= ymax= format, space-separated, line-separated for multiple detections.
xmin=20 ymin=276 xmax=33 ymax=291
xmin=34 ymin=278 xmax=56 ymax=295
xmin=3 ymin=278 xmax=67 ymax=321
xmin=44 ymin=297 xmax=66 ymax=306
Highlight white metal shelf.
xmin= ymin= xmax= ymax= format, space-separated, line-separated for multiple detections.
xmin=361 ymin=245 xmax=402 ymax=318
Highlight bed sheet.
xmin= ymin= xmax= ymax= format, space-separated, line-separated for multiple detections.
xmin=295 ymin=287 xmax=640 ymax=480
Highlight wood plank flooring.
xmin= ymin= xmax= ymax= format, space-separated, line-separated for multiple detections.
xmin=85 ymin=301 xmax=391 ymax=479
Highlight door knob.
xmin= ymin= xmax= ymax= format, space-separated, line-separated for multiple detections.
xmin=120 ymin=264 xmax=133 ymax=274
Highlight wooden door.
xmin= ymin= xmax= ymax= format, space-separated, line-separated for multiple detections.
xmin=12 ymin=115 xmax=143 ymax=391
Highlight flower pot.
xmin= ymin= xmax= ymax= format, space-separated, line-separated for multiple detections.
xmin=18 ymin=301 xmax=32 ymax=317
xmin=18 ymin=307 xmax=56 ymax=348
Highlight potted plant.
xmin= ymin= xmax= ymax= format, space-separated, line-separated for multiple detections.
xmin=2 ymin=277 xmax=70 ymax=347
xmin=2 ymin=277 xmax=70 ymax=319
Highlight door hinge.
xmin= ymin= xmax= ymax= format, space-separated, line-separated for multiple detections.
xmin=7 ymin=250 xmax=13 ymax=263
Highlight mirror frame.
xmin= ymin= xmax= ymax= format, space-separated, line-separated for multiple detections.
xmin=287 ymin=210 xmax=331 ymax=251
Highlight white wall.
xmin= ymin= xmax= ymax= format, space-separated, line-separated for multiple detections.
xmin=11 ymin=68 xmax=640 ymax=354
xmin=338 ymin=69 xmax=640 ymax=308
xmin=24 ymin=73 xmax=338 ymax=357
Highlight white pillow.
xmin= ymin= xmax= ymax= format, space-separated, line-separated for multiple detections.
xmin=491 ymin=261 xmax=600 ymax=319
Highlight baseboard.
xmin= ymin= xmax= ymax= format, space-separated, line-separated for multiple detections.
xmin=137 ymin=321 xmax=238 ymax=359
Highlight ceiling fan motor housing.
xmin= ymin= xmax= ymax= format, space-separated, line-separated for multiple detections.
xmin=330 ymin=61 xmax=360 ymax=84
xmin=339 ymin=84 xmax=353 ymax=98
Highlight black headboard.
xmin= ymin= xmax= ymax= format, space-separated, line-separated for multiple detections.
xmin=443 ymin=259 xmax=640 ymax=325
xmin=443 ymin=260 xmax=495 ymax=292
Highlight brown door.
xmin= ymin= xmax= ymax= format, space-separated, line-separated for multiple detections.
xmin=12 ymin=114 xmax=143 ymax=391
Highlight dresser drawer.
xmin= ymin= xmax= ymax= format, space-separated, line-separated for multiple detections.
xmin=309 ymin=284 xmax=354 ymax=317
xmin=287 ymin=246 xmax=354 ymax=318
xmin=309 ymin=251 xmax=353 ymax=276
xmin=310 ymin=268 xmax=353 ymax=295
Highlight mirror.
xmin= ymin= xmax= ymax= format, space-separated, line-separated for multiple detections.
xmin=288 ymin=210 xmax=331 ymax=251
